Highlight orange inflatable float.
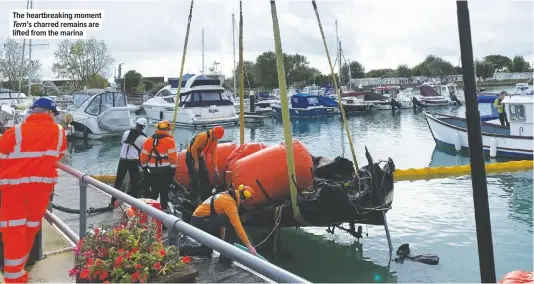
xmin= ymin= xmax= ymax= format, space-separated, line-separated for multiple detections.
xmin=174 ymin=143 xmax=237 ymax=189
xmin=227 ymin=142 xmax=268 ymax=169
xmin=231 ymin=139 xmax=314 ymax=210
xmin=500 ymin=270 xmax=533 ymax=283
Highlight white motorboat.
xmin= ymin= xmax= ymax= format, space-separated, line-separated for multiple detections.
xmin=66 ymin=88 xmax=138 ymax=139
xmin=403 ymin=84 xmax=452 ymax=107
xmin=142 ymin=74 xmax=238 ymax=129
xmin=514 ymin=83 xmax=533 ymax=95
xmin=374 ymin=86 xmax=413 ymax=109
xmin=424 ymin=94 xmax=533 ymax=159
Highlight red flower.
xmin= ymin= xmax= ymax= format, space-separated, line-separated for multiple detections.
xmin=131 ymin=272 xmax=140 ymax=282
xmin=86 ymin=258 xmax=94 ymax=266
xmin=103 ymin=281 xmax=110 ymax=284
xmin=131 ymin=247 xmax=139 ymax=253
xmin=99 ymin=248 xmax=108 ymax=257
xmin=68 ymin=268 xmax=79 ymax=277
xmin=153 ymin=262 xmax=162 ymax=270
xmin=99 ymin=270 xmax=109 ymax=281
xmin=79 ymin=269 xmax=90 ymax=279
xmin=181 ymin=256 xmax=191 ymax=264
xmin=159 ymin=248 xmax=166 ymax=256
xmin=94 ymin=227 xmax=100 ymax=235
xmin=140 ymin=275 xmax=147 ymax=283
xmin=118 ymin=248 xmax=125 ymax=254
xmin=135 ymin=263 xmax=142 ymax=270
xmin=126 ymin=251 xmax=133 ymax=259
xmin=114 ymin=256 xmax=124 ymax=268
xmin=96 ymin=259 xmax=102 ymax=266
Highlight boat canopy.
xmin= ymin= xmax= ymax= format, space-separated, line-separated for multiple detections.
xmin=477 ymin=93 xmax=499 ymax=121
xmin=168 ymin=74 xmax=221 ymax=89
xmin=342 ymin=91 xmax=388 ymax=101
xmin=419 ymin=85 xmax=443 ymax=97
xmin=291 ymin=93 xmax=321 ymax=108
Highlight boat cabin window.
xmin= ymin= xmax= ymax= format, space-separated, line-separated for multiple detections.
xmin=307 ymin=97 xmax=319 ymax=104
xmin=509 ymin=104 xmax=526 ymax=122
xmin=164 ymin=97 xmax=175 ymax=104
xmin=85 ymin=95 xmax=101 ymax=115
xmin=158 ymin=89 xmax=172 ymax=97
xmin=72 ymin=93 xmax=90 ymax=109
xmin=84 ymin=92 xmax=127 ymax=115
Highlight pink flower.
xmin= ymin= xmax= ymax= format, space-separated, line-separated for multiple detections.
xmin=68 ymin=268 xmax=79 ymax=277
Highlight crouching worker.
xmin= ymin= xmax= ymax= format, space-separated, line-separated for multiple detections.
xmin=191 ymin=184 xmax=257 ymax=263
xmin=140 ymin=120 xmax=177 ymax=213
xmin=186 ymin=126 xmax=225 ymax=201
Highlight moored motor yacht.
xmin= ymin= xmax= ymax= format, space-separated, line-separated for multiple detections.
xmin=142 ymin=74 xmax=238 ymax=129
xmin=374 ymin=86 xmax=413 ymax=109
xmin=271 ymin=93 xmax=330 ymax=118
xmin=404 ymin=84 xmax=452 ymax=107
xmin=66 ymin=88 xmax=138 ymax=139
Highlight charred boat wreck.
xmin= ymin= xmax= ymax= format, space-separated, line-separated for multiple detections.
xmin=168 ymin=146 xmax=396 ymax=255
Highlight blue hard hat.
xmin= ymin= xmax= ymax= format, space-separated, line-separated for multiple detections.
xmin=31 ymin=97 xmax=59 ymax=115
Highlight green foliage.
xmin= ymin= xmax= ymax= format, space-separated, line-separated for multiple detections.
xmin=0 ymin=39 xmax=41 ymax=90
xmin=365 ymin=68 xmax=394 ymax=78
xmin=509 ymin=55 xmax=531 ymax=72
xmin=70 ymin=216 xmax=191 ymax=283
xmin=483 ymin=54 xmax=512 ymax=72
xmin=341 ymin=61 xmax=365 ymax=82
xmin=475 ymin=60 xmax=495 ymax=79
xmin=124 ymin=70 xmax=143 ymax=93
xmin=395 ymin=64 xmax=412 ymax=77
xmin=87 ymin=74 xmax=109 ymax=89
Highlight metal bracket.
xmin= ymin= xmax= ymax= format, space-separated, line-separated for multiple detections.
xmin=382 ymin=211 xmax=393 ymax=260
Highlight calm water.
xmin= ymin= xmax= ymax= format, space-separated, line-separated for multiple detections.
xmin=62 ymin=87 xmax=533 ymax=283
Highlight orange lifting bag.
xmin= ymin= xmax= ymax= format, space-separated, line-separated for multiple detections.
xmin=500 ymin=270 xmax=533 ymax=284
xmin=227 ymin=142 xmax=268 ymax=169
xmin=174 ymin=143 xmax=237 ymax=189
xmin=231 ymin=139 xmax=314 ymax=210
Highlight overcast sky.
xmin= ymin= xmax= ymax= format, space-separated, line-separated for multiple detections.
xmin=1 ymin=0 xmax=533 ymax=81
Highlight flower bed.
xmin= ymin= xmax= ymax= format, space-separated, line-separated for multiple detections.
xmin=70 ymin=216 xmax=197 ymax=283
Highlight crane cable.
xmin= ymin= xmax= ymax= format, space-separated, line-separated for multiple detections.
xmin=312 ymin=0 xmax=359 ymax=170
xmin=238 ymin=0 xmax=245 ymax=145
xmin=269 ymin=0 xmax=308 ymax=226
xmin=171 ymin=0 xmax=195 ymax=134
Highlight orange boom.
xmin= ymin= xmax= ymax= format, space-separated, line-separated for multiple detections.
xmin=175 ymin=143 xmax=237 ymax=189
xmin=231 ymin=139 xmax=314 ymax=210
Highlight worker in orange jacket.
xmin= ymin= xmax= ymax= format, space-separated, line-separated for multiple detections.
xmin=191 ymin=184 xmax=257 ymax=263
xmin=0 ymin=97 xmax=67 ymax=283
xmin=140 ymin=120 xmax=177 ymax=212
xmin=186 ymin=126 xmax=224 ymax=201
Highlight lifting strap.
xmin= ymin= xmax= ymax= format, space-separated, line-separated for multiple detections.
xmin=125 ymin=129 xmax=146 ymax=155
xmin=188 ymin=130 xmax=211 ymax=154
xmin=209 ymin=190 xmax=238 ymax=217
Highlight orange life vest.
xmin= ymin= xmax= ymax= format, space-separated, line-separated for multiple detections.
xmin=0 ymin=113 xmax=67 ymax=185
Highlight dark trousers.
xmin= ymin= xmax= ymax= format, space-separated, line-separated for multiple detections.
xmin=146 ymin=171 xmax=174 ymax=210
xmin=498 ymin=112 xmax=509 ymax=127
xmin=112 ymin=159 xmax=142 ymax=204
xmin=191 ymin=215 xmax=232 ymax=259
xmin=185 ymin=152 xmax=210 ymax=201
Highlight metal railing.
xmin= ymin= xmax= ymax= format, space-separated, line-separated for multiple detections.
xmin=54 ymin=162 xmax=309 ymax=283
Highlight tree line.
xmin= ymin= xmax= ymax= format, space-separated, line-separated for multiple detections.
xmin=0 ymin=37 xmax=531 ymax=95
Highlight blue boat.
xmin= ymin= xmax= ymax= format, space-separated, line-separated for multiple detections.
xmin=271 ymin=93 xmax=330 ymax=118
xmin=477 ymin=92 xmax=500 ymax=122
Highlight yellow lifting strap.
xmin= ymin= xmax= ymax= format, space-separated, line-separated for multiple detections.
xmin=239 ymin=0 xmax=246 ymax=145
xmin=269 ymin=0 xmax=309 ymax=226
xmin=171 ymin=0 xmax=195 ymax=135
xmin=312 ymin=0 xmax=359 ymax=170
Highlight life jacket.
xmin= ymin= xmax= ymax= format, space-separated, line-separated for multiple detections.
xmin=124 ymin=128 xmax=146 ymax=155
xmin=148 ymin=132 xmax=171 ymax=168
xmin=209 ymin=190 xmax=239 ymax=217
xmin=189 ymin=130 xmax=216 ymax=157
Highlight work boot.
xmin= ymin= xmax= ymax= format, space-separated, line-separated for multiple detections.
xmin=218 ymin=255 xmax=232 ymax=264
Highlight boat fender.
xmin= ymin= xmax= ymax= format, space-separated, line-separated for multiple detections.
xmin=454 ymin=133 xmax=462 ymax=152
xmin=394 ymin=243 xmax=439 ymax=265
xmin=490 ymin=137 xmax=497 ymax=158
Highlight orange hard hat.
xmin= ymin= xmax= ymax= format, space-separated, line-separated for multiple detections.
xmin=212 ymin=126 xmax=224 ymax=139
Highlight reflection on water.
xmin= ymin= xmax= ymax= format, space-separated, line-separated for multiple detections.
xmin=66 ymin=98 xmax=532 ymax=283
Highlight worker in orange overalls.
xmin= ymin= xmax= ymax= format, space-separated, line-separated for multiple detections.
xmin=0 ymin=97 xmax=67 ymax=283
xmin=140 ymin=120 xmax=177 ymax=213
xmin=186 ymin=126 xmax=224 ymax=201
xmin=191 ymin=184 xmax=257 ymax=263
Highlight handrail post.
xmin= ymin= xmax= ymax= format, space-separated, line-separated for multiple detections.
xmin=79 ymin=179 xmax=88 ymax=238
xmin=167 ymin=224 xmax=180 ymax=248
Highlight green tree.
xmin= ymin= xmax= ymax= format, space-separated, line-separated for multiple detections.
xmin=365 ymin=69 xmax=394 ymax=78
xmin=395 ymin=64 xmax=411 ymax=77
xmin=234 ymin=60 xmax=258 ymax=89
xmin=124 ymin=70 xmax=142 ymax=93
xmin=0 ymin=39 xmax=41 ymax=90
xmin=341 ymin=61 xmax=365 ymax=83
xmin=483 ymin=55 xmax=512 ymax=72
xmin=255 ymin=51 xmax=278 ymax=88
xmin=475 ymin=60 xmax=495 ymax=80
xmin=413 ymin=55 xmax=455 ymax=81
xmin=254 ymin=51 xmax=318 ymax=88
xmin=51 ymin=37 xmax=114 ymax=89
xmin=87 ymin=74 xmax=109 ymax=88
xmin=508 ymin=55 xmax=531 ymax=72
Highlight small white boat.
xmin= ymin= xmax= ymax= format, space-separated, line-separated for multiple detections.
xmin=66 ymin=89 xmax=138 ymax=140
xmin=424 ymin=94 xmax=533 ymax=159
xmin=405 ymin=84 xmax=452 ymax=107
xmin=374 ymin=86 xmax=413 ymax=109
xmin=142 ymin=74 xmax=238 ymax=129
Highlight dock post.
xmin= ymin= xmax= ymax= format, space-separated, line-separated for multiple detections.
xmin=249 ymin=94 xmax=256 ymax=113
xmin=382 ymin=211 xmax=393 ymax=259
xmin=79 ymin=179 xmax=88 ymax=238
xmin=168 ymin=225 xmax=181 ymax=248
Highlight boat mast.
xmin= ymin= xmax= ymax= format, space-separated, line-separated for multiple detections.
xmin=202 ymin=28 xmax=205 ymax=74
xmin=27 ymin=0 xmax=33 ymax=98
xmin=232 ymin=13 xmax=237 ymax=98
xmin=456 ymin=2 xmax=496 ymax=282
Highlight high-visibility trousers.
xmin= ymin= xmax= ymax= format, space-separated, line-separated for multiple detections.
xmin=0 ymin=183 xmax=54 ymax=283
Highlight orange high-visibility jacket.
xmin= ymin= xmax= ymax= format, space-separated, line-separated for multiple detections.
xmin=140 ymin=130 xmax=177 ymax=172
xmin=186 ymin=130 xmax=218 ymax=167
xmin=193 ymin=192 xmax=250 ymax=246
xmin=0 ymin=113 xmax=67 ymax=185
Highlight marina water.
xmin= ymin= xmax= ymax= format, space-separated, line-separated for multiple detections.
xmin=62 ymin=87 xmax=533 ymax=283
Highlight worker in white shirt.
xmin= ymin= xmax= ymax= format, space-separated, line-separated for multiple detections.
xmin=110 ymin=118 xmax=148 ymax=206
